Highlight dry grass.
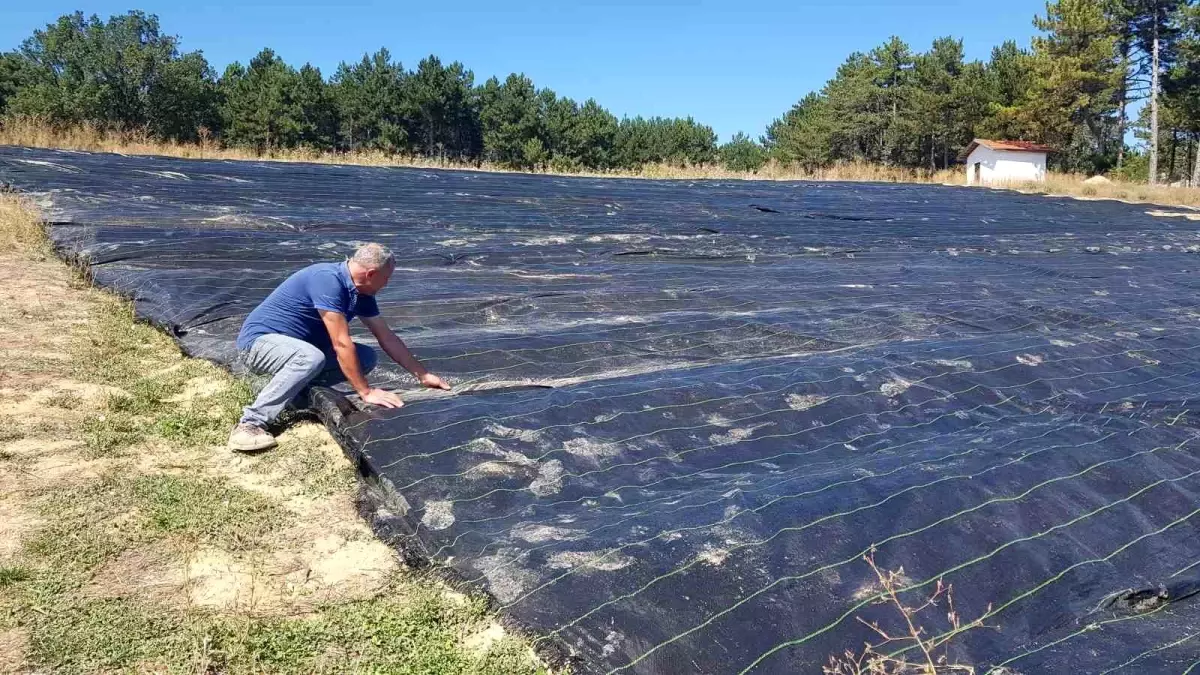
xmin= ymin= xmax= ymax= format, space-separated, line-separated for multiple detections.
xmin=992 ymin=173 xmax=1200 ymax=209
xmin=824 ymin=551 xmax=987 ymax=675
xmin=0 ymin=192 xmax=49 ymax=254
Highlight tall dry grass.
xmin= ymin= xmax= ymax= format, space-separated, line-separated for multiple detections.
xmin=0 ymin=192 xmax=48 ymax=255
xmin=5 ymin=117 xmax=1200 ymax=207
xmin=1002 ymin=173 xmax=1200 ymax=208
xmin=0 ymin=117 xmax=960 ymax=183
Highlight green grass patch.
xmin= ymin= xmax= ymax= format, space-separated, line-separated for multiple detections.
xmin=24 ymin=597 xmax=194 ymax=674
xmin=131 ymin=474 xmax=286 ymax=550
xmin=23 ymin=473 xmax=286 ymax=571
xmin=205 ymin=587 xmax=543 ymax=675
xmin=0 ymin=565 xmax=31 ymax=587
xmin=80 ymin=411 xmax=145 ymax=457
xmin=68 ymin=299 xmax=251 ymax=455
xmin=12 ymin=584 xmax=544 ymax=675
xmin=256 ymin=430 xmax=356 ymax=498
xmin=24 ymin=479 xmax=134 ymax=572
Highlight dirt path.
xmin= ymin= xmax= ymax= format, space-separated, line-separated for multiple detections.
xmin=0 ymin=196 xmax=541 ymax=674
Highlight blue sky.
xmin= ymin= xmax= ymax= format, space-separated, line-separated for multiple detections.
xmin=0 ymin=0 xmax=1048 ymax=142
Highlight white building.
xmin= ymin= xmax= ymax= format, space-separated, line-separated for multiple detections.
xmin=964 ymin=139 xmax=1050 ymax=185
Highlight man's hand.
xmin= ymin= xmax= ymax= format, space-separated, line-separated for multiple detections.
xmin=420 ymin=373 xmax=452 ymax=390
xmin=362 ymin=387 xmax=404 ymax=408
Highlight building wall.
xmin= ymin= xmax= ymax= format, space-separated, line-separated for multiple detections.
xmin=965 ymin=146 xmax=1047 ymax=185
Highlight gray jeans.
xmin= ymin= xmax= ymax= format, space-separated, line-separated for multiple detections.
xmin=238 ymin=333 xmax=377 ymax=427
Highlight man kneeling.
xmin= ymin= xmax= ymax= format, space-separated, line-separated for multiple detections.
xmin=228 ymin=243 xmax=450 ymax=452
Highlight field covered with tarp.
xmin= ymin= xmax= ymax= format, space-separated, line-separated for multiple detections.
xmin=4 ymin=145 xmax=1200 ymax=674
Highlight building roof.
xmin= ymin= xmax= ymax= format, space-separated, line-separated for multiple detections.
xmin=965 ymin=139 xmax=1052 ymax=155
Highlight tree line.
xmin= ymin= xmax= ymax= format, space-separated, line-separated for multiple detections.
xmin=1 ymin=5 xmax=1199 ymax=181
xmin=0 ymin=11 xmax=722 ymax=172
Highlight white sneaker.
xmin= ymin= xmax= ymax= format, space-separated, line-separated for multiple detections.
xmin=227 ymin=423 xmax=277 ymax=453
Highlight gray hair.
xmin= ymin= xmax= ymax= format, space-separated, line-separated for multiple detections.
xmin=351 ymin=242 xmax=395 ymax=270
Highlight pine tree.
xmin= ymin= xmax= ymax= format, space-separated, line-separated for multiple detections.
xmin=219 ymin=49 xmax=305 ymax=151
xmin=1025 ymin=0 xmax=1122 ymax=172
xmin=719 ymin=132 xmax=768 ymax=172
xmin=764 ymin=93 xmax=834 ymax=169
xmin=1161 ymin=1 xmax=1200 ymax=183
xmin=330 ymin=49 xmax=409 ymax=153
xmin=408 ymin=56 xmax=478 ymax=158
xmin=1130 ymin=0 xmax=1183 ymax=182
xmin=292 ymin=64 xmax=337 ymax=149
xmin=478 ymin=74 xmax=543 ymax=168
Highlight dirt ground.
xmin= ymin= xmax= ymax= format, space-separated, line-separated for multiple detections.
xmin=0 ymin=196 xmax=542 ymax=674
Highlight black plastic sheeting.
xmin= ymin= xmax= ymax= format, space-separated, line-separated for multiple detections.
xmin=6 ymin=145 xmax=1200 ymax=674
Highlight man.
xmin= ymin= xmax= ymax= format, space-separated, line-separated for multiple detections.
xmin=228 ymin=243 xmax=450 ymax=452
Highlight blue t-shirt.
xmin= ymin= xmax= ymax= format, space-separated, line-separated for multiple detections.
xmin=236 ymin=262 xmax=380 ymax=354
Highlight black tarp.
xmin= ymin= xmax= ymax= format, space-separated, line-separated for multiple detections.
xmin=5 ymin=145 xmax=1200 ymax=674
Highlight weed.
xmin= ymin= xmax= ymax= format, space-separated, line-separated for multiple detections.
xmin=0 ymin=565 xmax=31 ymax=587
xmin=48 ymin=391 xmax=83 ymax=409
xmin=824 ymin=550 xmax=987 ymax=675
xmin=0 ymin=193 xmax=49 ymax=256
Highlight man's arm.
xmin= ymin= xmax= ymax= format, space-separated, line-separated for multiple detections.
xmin=362 ymin=315 xmax=451 ymax=390
xmin=319 ymin=310 xmax=404 ymax=407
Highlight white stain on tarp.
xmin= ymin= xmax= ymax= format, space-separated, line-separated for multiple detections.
xmin=880 ymin=377 xmax=914 ymax=397
xmin=562 ymin=437 xmax=621 ymax=458
xmin=511 ymin=522 xmax=582 ymax=543
xmin=485 ymin=423 xmax=541 ymax=442
xmin=708 ymin=422 xmax=774 ymax=446
xmin=601 ymin=630 xmax=624 ymax=658
xmin=421 ymin=500 xmax=455 ymax=530
xmin=473 ymin=550 xmax=539 ymax=603
xmin=786 ymin=393 xmax=828 ymax=411
xmin=696 ymin=544 xmax=730 ymax=566
xmin=528 ymin=460 xmax=565 ymax=496
xmin=547 ymin=549 xmax=634 ymax=571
